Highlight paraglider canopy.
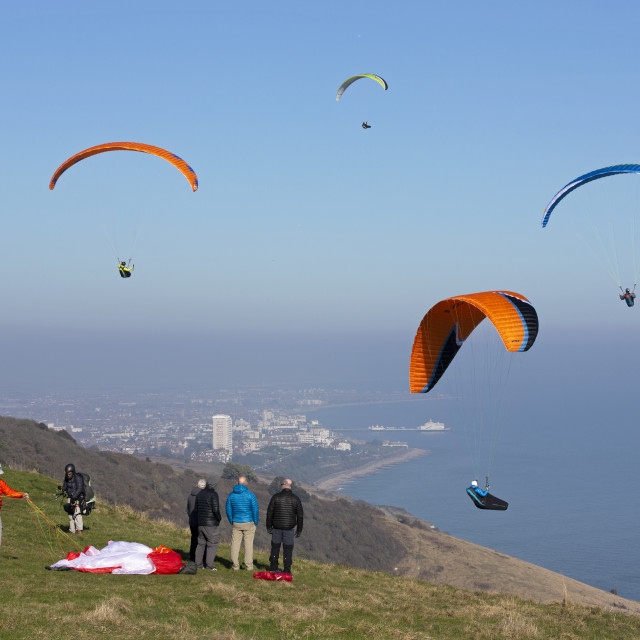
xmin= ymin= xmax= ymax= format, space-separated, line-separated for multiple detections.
xmin=542 ymin=164 xmax=640 ymax=228
xmin=409 ymin=291 xmax=539 ymax=394
xmin=49 ymin=142 xmax=199 ymax=192
xmin=336 ymin=74 xmax=388 ymax=101
xmin=410 ymin=291 xmax=538 ymax=501
xmin=541 ymin=163 xmax=640 ymax=294
xmin=46 ymin=541 xmax=183 ymax=574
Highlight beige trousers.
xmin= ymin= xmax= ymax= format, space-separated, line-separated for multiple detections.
xmin=68 ymin=502 xmax=83 ymax=534
xmin=230 ymin=522 xmax=256 ymax=570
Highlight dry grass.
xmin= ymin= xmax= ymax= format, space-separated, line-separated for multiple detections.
xmin=499 ymin=609 xmax=540 ymax=638
xmin=396 ymin=518 xmax=640 ymax=615
xmin=90 ymin=596 xmax=132 ymax=625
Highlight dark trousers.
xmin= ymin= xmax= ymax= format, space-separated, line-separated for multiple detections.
xmin=189 ymin=525 xmax=199 ymax=562
xmin=269 ymin=528 xmax=295 ymax=573
xmin=196 ymin=525 xmax=220 ymax=569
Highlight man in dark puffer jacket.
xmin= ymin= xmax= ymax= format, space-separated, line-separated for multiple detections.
xmin=187 ymin=478 xmax=206 ymax=561
xmin=195 ymin=476 xmax=222 ymax=570
xmin=266 ymin=478 xmax=303 ymax=574
xmin=62 ymin=463 xmax=85 ymax=535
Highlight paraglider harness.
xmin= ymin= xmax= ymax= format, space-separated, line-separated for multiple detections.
xmin=466 ymin=477 xmax=508 ymax=511
xmin=362 ymin=121 xmax=371 ymax=129
xmin=58 ymin=472 xmax=96 ymax=516
xmin=118 ymin=258 xmax=134 ymax=278
xmin=619 ymin=284 xmax=636 ymax=307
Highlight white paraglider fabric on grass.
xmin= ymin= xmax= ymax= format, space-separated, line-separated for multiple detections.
xmin=49 ymin=540 xmax=156 ymax=574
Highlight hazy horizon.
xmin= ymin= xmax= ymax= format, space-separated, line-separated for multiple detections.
xmin=0 ymin=324 xmax=635 ymax=403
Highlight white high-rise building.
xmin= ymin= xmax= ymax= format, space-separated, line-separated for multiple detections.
xmin=212 ymin=414 xmax=233 ymax=458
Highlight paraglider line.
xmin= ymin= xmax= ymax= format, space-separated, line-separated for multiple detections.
xmin=27 ymin=498 xmax=83 ymax=562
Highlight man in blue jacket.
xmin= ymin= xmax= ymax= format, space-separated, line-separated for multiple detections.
xmin=468 ymin=480 xmax=487 ymax=497
xmin=225 ymin=476 xmax=259 ymax=571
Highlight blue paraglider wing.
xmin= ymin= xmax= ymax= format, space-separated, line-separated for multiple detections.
xmin=542 ymin=164 xmax=640 ymax=228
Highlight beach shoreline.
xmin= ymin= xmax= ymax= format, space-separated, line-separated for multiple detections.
xmin=314 ymin=447 xmax=428 ymax=491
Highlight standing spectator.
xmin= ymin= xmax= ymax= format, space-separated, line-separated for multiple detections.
xmin=195 ymin=476 xmax=221 ymax=571
xmin=266 ymin=478 xmax=303 ymax=575
xmin=0 ymin=463 xmax=29 ymax=551
xmin=187 ymin=479 xmax=206 ymax=562
xmin=225 ymin=475 xmax=259 ymax=571
xmin=62 ymin=463 xmax=85 ymax=535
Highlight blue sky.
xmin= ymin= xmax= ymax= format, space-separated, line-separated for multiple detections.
xmin=2 ymin=1 xmax=640 ymax=391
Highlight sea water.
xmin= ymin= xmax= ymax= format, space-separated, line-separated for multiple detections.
xmin=308 ymin=395 xmax=640 ymax=601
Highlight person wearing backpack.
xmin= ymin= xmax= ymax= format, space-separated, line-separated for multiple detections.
xmin=62 ymin=463 xmax=85 ymax=535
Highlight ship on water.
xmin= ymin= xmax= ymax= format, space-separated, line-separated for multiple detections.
xmin=368 ymin=419 xmax=449 ymax=432
xmin=416 ymin=419 xmax=448 ymax=431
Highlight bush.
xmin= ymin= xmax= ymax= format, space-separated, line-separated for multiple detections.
xmin=221 ymin=462 xmax=257 ymax=482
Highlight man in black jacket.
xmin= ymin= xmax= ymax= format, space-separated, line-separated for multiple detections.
xmin=186 ymin=478 xmax=206 ymax=562
xmin=195 ymin=476 xmax=222 ymax=570
xmin=266 ymin=478 xmax=303 ymax=574
xmin=62 ymin=463 xmax=85 ymax=535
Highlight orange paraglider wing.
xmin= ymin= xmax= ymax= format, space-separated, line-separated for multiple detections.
xmin=49 ymin=142 xmax=198 ymax=192
xmin=409 ymin=291 xmax=538 ymax=393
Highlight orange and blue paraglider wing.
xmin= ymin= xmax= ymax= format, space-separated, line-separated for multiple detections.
xmin=49 ymin=142 xmax=198 ymax=192
xmin=409 ymin=291 xmax=538 ymax=393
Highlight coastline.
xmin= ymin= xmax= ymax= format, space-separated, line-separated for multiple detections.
xmin=314 ymin=447 xmax=428 ymax=491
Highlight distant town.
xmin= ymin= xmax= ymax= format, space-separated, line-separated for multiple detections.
xmin=0 ymin=386 xmax=420 ymax=463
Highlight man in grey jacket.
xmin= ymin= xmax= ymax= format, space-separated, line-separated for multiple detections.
xmin=266 ymin=478 xmax=303 ymax=575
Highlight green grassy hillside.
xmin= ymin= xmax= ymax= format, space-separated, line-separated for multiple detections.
xmin=1 ymin=469 xmax=639 ymax=640
xmin=0 ymin=416 xmax=423 ymax=574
